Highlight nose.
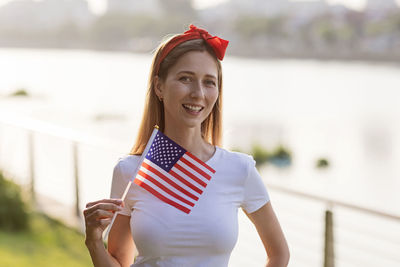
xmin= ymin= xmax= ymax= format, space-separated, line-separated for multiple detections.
xmin=189 ymin=80 xmax=205 ymax=99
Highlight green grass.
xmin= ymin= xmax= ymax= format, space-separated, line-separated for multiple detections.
xmin=0 ymin=213 xmax=92 ymax=267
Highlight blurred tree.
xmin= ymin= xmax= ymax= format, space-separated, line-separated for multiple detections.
xmin=54 ymin=22 xmax=83 ymax=46
xmin=235 ymin=15 xmax=287 ymax=40
xmin=9 ymin=88 xmax=29 ymax=97
xmin=0 ymin=172 xmax=30 ymax=231
xmin=366 ymin=11 xmax=400 ymax=36
xmin=250 ymin=143 xmax=270 ymax=167
xmin=316 ymin=158 xmax=329 ymax=169
xmin=89 ymin=14 xmax=157 ymax=48
xmin=312 ymin=14 xmax=339 ymax=47
xmin=159 ymin=0 xmax=196 ymax=20
xmin=345 ymin=10 xmax=366 ymax=46
xmin=269 ymin=145 xmax=292 ymax=167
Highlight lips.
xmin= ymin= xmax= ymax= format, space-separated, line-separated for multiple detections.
xmin=182 ymin=104 xmax=204 ymax=112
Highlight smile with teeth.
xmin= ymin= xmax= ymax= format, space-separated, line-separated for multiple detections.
xmin=183 ymin=104 xmax=204 ymax=112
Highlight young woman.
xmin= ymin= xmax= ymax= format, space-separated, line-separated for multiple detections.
xmin=84 ymin=25 xmax=290 ymax=267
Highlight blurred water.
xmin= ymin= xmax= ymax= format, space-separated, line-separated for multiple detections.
xmin=0 ymin=48 xmax=399 ymax=266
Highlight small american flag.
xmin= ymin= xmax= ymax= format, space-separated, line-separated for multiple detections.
xmin=133 ymin=130 xmax=216 ymax=214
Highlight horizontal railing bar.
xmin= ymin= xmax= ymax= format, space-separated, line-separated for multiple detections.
xmin=280 ymin=218 xmax=323 ymax=235
xmin=334 ymin=257 xmax=369 ymax=267
xmin=336 ymin=242 xmax=400 ymax=263
xmin=272 ymin=198 xmax=326 ymax=218
xmin=267 ymin=183 xmax=400 ymax=221
xmin=333 ymin=223 xmax=400 ymax=245
xmin=335 ymin=244 xmax=400 ymax=266
xmin=283 ymin=233 xmax=322 ymax=249
xmin=288 ymin=244 xmax=322 ymax=262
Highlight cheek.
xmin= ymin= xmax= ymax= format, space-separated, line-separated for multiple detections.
xmin=208 ymin=89 xmax=219 ymax=106
xmin=168 ymin=83 xmax=188 ymax=98
xmin=164 ymin=85 xmax=184 ymax=104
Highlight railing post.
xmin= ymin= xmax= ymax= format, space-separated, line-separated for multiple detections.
xmin=324 ymin=206 xmax=335 ymax=267
xmin=28 ymin=131 xmax=36 ymax=203
xmin=72 ymin=142 xmax=80 ymax=218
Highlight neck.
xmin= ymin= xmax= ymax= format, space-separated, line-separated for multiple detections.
xmin=163 ymin=124 xmax=212 ymax=161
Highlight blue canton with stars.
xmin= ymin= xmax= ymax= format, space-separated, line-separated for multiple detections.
xmin=145 ymin=131 xmax=187 ymax=172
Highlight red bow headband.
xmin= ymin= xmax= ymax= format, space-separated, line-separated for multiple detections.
xmin=155 ymin=24 xmax=229 ymax=75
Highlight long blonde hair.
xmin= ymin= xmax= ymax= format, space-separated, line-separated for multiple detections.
xmin=129 ymin=37 xmax=224 ymax=155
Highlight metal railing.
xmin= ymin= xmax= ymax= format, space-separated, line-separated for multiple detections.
xmin=1 ymin=113 xmax=399 ymax=267
xmin=266 ymin=183 xmax=400 ymax=267
xmin=0 ymin=112 xmax=126 ymax=229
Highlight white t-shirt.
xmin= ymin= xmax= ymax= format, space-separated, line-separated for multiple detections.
xmin=110 ymin=146 xmax=270 ymax=267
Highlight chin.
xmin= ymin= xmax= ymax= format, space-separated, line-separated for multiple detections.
xmin=179 ymin=117 xmax=204 ymax=128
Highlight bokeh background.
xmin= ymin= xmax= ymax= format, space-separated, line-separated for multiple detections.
xmin=0 ymin=0 xmax=399 ymax=266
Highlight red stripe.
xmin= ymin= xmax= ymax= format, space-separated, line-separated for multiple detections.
xmin=133 ymin=179 xmax=191 ymax=214
xmin=142 ymin=162 xmax=199 ymax=201
xmin=138 ymin=170 xmax=194 ymax=207
xmin=174 ymin=164 xmax=207 ymax=187
xmin=180 ymin=157 xmax=211 ymax=180
xmin=169 ymin=169 xmax=203 ymax=194
xmin=186 ymin=152 xmax=216 ymax=173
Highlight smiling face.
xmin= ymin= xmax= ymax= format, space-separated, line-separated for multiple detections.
xmin=155 ymin=51 xmax=219 ymax=132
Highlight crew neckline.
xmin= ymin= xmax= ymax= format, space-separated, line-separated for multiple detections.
xmin=205 ymin=146 xmax=220 ymax=165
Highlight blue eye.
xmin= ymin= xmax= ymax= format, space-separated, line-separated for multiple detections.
xmin=205 ymin=80 xmax=216 ymax=86
xmin=179 ymin=76 xmax=191 ymax=82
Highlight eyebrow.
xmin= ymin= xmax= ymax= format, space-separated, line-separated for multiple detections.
xmin=177 ymin=71 xmax=217 ymax=80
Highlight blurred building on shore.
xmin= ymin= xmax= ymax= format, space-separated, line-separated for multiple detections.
xmin=106 ymin=0 xmax=163 ymax=16
xmin=105 ymin=0 xmax=195 ymax=18
xmin=199 ymin=0 xmax=333 ymax=20
xmin=366 ymin=0 xmax=398 ymax=11
xmin=0 ymin=0 xmax=93 ymax=31
xmin=365 ymin=0 xmax=399 ymax=20
xmin=199 ymin=0 xmax=400 ymax=21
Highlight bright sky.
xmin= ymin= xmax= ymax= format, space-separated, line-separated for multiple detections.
xmin=0 ymin=0 xmax=399 ymax=14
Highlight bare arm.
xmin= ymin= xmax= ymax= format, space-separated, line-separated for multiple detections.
xmin=84 ymin=199 xmax=134 ymax=267
xmin=245 ymin=201 xmax=290 ymax=267
xmin=108 ymin=214 xmax=136 ymax=266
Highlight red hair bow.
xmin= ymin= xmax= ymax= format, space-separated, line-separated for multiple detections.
xmin=155 ymin=24 xmax=229 ymax=75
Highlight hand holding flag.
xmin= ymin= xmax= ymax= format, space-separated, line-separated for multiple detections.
xmin=104 ymin=126 xmax=216 ymax=240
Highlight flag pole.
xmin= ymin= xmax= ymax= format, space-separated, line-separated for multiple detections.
xmin=103 ymin=125 xmax=159 ymax=241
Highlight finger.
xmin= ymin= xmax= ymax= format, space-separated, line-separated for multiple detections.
xmin=85 ymin=217 xmax=111 ymax=229
xmin=85 ymin=198 xmax=123 ymax=208
xmin=87 ymin=218 xmax=112 ymax=229
xmin=85 ymin=199 xmax=122 ymax=208
xmin=99 ymin=218 xmax=112 ymax=227
xmin=86 ymin=209 xmax=116 ymax=221
xmin=83 ymin=203 xmax=122 ymax=216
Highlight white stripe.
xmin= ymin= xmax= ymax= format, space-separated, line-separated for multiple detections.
xmin=172 ymin=163 xmax=209 ymax=186
xmin=143 ymin=158 xmax=201 ymax=198
xmin=139 ymin=167 xmax=195 ymax=205
xmin=182 ymin=153 xmax=214 ymax=177
xmin=136 ymin=175 xmax=192 ymax=210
